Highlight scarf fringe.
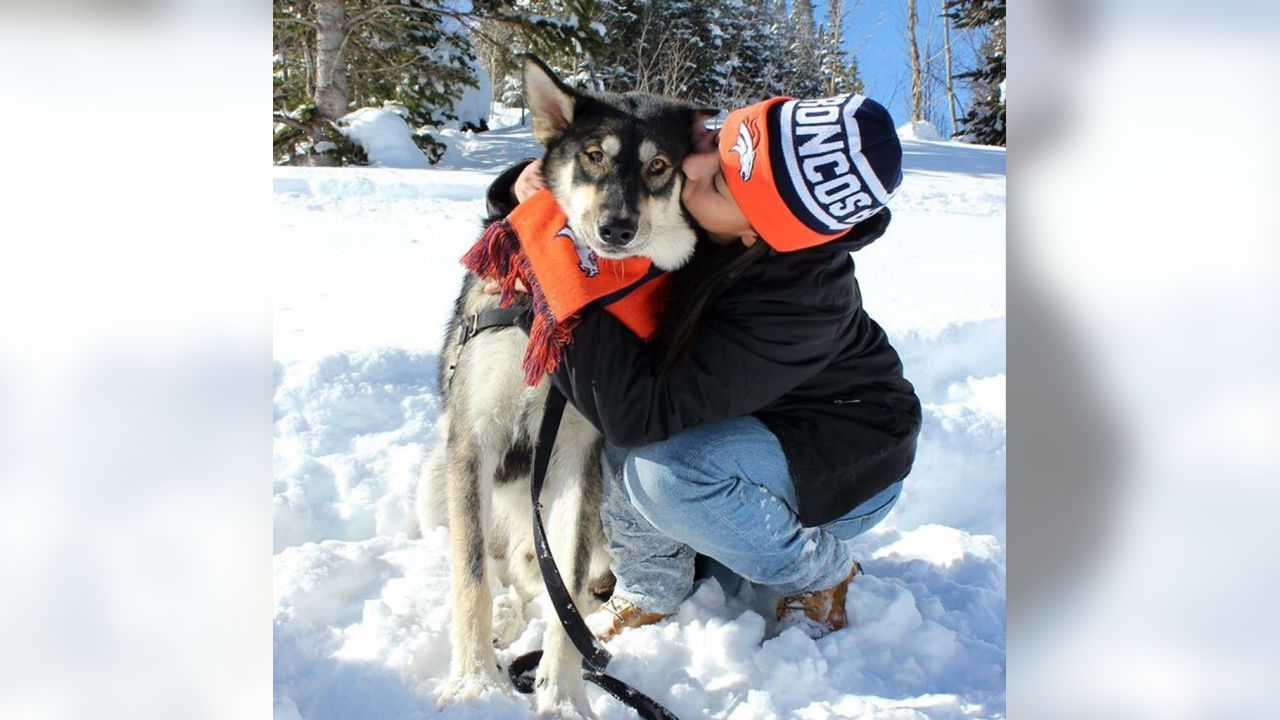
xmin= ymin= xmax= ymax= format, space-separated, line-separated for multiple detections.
xmin=462 ymin=219 xmax=581 ymax=386
xmin=462 ymin=220 xmax=525 ymax=307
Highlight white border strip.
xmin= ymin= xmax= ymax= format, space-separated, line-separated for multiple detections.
xmin=778 ymin=100 xmax=846 ymax=233
xmin=841 ymin=94 xmax=892 ymax=205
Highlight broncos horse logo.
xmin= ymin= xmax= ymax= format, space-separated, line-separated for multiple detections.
xmin=556 ymin=225 xmax=598 ymax=277
xmin=730 ymin=116 xmax=760 ymax=181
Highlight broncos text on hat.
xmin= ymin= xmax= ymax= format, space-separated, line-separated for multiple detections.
xmin=718 ymin=94 xmax=903 ymax=252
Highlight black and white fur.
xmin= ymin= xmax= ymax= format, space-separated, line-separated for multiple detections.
xmin=419 ymin=56 xmax=711 ymax=718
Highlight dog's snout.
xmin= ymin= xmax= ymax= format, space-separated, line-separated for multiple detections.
xmin=597 ymin=217 xmax=637 ymax=246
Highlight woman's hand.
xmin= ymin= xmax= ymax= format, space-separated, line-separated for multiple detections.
xmin=483 ymin=279 xmax=528 ymax=295
xmin=513 ymin=159 xmax=546 ymax=203
xmin=691 ymin=124 xmax=717 ymax=154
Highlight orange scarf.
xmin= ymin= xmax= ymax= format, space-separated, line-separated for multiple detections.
xmin=461 ymin=189 xmax=670 ymax=385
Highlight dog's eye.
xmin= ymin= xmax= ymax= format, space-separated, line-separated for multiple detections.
xmin=648 ymin=158 xmax=670 ymax=175
xmin=585 ymin=149 xmax=605 ymax=165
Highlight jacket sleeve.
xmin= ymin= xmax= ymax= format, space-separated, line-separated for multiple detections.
xmin=535 ymin=290 xmax=842 ymax=448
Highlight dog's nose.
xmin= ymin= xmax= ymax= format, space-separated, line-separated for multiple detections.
xmin=597 ymin=218 xmax=637 ymax=246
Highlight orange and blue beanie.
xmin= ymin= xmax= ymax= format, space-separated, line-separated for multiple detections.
xmin=718 ymin=94 xmax=903 ymax=252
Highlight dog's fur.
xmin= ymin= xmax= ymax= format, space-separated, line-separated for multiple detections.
xmin=418 ymin=57 xmax=710 ymax=718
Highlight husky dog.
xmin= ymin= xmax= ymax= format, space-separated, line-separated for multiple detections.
xmin=420 ymin=56 xmax=711 ymax=718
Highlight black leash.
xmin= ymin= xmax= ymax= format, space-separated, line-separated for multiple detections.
xmin=526 ymin=388 xmax=610 ymax=671
xmin=508 ymin=386 xmax=679 ymax=720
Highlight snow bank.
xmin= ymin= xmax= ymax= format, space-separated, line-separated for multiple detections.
xmin=272 ymin=124 xmax=1006 ymax=718
xmin=433 ymin=124 xmax=542 ymax=171
xmin=449 ymin=62 xmax=492 ymax=131
xmin=337 ymin=108 xmax=430 ymax=169
xmin=490 ymin=104 xmax=529 ymax=130
xmin=899 ymin=121 xmax=944 ymax=141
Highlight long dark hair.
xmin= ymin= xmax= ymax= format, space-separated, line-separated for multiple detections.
xmin=655 ymin=238 xmax=769 ymax=373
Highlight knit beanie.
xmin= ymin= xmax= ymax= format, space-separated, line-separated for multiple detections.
xmin=718 ymin=93 xmax=903 ymax=252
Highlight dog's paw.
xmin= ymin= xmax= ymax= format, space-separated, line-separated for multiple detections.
xmin=533 ymin=676 xmax=595 ymax=720
xmin=491 ymin=587 xmax=527 ymax=647
xmin=436 ymin=669 xmax=505 ymax=708
xmin=534 ymin=694 xmax=596 ymax=720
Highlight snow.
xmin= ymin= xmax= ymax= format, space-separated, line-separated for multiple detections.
xmin=337 ymin=107 xmax=430 ymax=169
xmin=898 ymin=121 xmax=944 ymax=141
xmin=443 ymin=58 xmax=492 ymax=131
xmin=434 ymin=124 xmax=540 ymax=169
xmin=274 ymin=124 xmax=1005 ymax=718
xmin=489 ymin=105 xmax=531 ymax=130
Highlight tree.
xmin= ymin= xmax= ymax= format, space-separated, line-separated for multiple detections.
xmin=785 ymin=0 xmax=825 ymax=98
xmin=843 ymin=55 xmax=865 ymax=95
xmin=732 ymin=0 xmax=791 ymax=103
xmin=578 ymin=0 xmax=854 ymax=110
xmin=907 ymin=0 xmax=924 ymax=122
xmin=593 ymin=0 xmax=719 ymax=100
xmin=945 ymin=0 xmax=1004 ymax=145
xmin=273 ymin=0 xmax=354 ymax=166
xmin=820 ymin=0 xmax=865 ymax=96
xmin=917 ymin=18 xmax=951 ymax=131
xmin=943 ymin=7 xmax=958 ymax=136
xmin=273 ymin=0 xmax=604 ymax=165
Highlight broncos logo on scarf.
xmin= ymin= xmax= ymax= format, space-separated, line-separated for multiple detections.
xmin=462 ymin=189 xmax=670 ymax=386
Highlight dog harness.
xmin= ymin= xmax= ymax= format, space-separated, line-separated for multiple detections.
xmin=457 ymin=304 xmax=528 ymax=348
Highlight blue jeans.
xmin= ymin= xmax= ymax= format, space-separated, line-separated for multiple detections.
xmin=601 ymin=416 xmax=902 ymax=615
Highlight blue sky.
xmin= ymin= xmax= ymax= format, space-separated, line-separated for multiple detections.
xmin=815 ymin=0 xmax=985 ymax=134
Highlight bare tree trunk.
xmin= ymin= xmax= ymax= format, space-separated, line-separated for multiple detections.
xmin=303 ymin=40 xmax=315 ymax=100
xmin=825 ymin=0 xmax=844 ymax=95
xmin=944 ymin=10 xmax=958 ymax=137
xmin=313 ymin=0 xmax=349 ymax=166
xmin=907 ymin=0 xmax=923 ymax=122
xmin=489 ymin=44 xmax=499 ymax=108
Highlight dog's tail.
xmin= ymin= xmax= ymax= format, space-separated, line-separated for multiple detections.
xmin=414 ymin=418 xmax=451 ymax=537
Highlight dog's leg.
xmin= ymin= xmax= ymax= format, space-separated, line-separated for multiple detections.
xmin=534 ymin=429 xmax=605 ymax=719
xmin=439 ymin=431 xmax=503 ymax=704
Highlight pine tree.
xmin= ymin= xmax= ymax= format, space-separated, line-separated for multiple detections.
xmin=785 ymin=0 xmax=825 ymax=98
xmin=702 ymin=0 xmax=749 ymax=109
xmin=819 ymin=0 xmax=864 ymax=97
xmin=272 ymin=0 xmax=604 ymax=165
xmin=590 ymin=0 xmax=853 ymax=110
xmin=945 ymin=0 xmax=1005 ymax=145
xmin=740 ymin=0 xmax=791 ymax=102
xmin=842 ymin=55 xmax=865 ymax=96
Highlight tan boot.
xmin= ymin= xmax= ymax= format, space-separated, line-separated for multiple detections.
xmin=585 ymin=596 xmax=669 ymax=642
xmin=775 ymin=560 xmax=863 ymax=639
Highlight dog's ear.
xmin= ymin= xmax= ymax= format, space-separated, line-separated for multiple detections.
xmin=522 ymin=55 xmax=578 ymax=145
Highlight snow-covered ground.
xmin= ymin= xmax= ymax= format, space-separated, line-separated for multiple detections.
xmin=273 ymin=122 xmax=1005 ymax=719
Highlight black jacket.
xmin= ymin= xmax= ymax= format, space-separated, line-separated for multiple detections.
xmin=486 ymin=162 xmax=921 ymax=527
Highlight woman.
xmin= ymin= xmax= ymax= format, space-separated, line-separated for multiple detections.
xmin=491 ymin=93 xmax=921 ymax=640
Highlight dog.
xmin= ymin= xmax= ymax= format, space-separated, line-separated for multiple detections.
xmin=418 ymin=55 xmax=712 ymax=718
